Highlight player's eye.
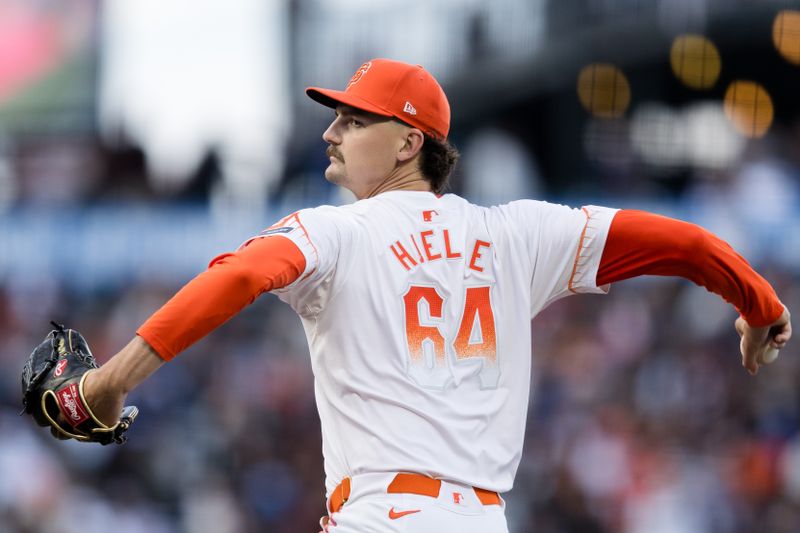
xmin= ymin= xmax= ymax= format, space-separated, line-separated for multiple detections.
xmin=349 ymin=118 xmax=363 ymax=127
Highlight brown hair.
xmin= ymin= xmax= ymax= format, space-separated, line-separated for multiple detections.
xmin=419 ymin=135 xmax=459 ymax=194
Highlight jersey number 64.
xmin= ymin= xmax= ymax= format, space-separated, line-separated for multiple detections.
xmin=402 ymin=285 xmax=499 ymax=390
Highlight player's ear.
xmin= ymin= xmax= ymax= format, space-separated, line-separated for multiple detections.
xmin=397 ymin=127 xmax=424 ymax=163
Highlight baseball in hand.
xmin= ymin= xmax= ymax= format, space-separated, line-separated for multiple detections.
xmin=758 ymin=346 xmax=780 ymax=365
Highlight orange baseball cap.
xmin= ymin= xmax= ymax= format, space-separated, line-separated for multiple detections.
xmin=306 ymin=58 xmax=451 ymax=139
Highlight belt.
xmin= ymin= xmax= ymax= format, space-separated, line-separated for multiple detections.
xmin=328 ymin=473 xmax=501 ymax=514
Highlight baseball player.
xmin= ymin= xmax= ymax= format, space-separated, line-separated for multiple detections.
xmin=33 ymin=59 xmax=791 ymax=532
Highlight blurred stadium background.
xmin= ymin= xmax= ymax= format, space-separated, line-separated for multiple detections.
xmin=1 ymin=0 xmax=800 ymax=531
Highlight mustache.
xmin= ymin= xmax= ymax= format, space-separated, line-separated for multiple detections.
xmin=326 ymin=146 xmax=344 ymax=162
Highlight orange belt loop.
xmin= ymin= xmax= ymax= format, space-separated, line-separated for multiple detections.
xmin=328 ymin=476 xmax=351 ymax=514
xmin=387 ymin=472 xmax=442 ymax=497
xmin=474 ymin=487 xmax=502 ymax=506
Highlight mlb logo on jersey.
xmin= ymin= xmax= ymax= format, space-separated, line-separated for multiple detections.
xmin=422 ymin=210 xmax=438 ymax=222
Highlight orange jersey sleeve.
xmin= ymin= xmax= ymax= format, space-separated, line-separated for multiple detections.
xmin=137 ymin=236 xmax=306 ymax=361
xmin=597 ymin=210 xmax=783 ymax=327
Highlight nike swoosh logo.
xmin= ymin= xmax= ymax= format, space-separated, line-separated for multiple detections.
xmin=388 ymin=507 xmax=421 ymax=520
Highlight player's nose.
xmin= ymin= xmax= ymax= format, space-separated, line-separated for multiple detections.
xmin=322 ymin=120 xmax=340 ymax=145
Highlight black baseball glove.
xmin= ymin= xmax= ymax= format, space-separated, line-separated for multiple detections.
xmin=21 ymin=322 xmax=138 ymax=445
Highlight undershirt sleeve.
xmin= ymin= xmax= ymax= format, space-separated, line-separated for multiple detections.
xmin=596 ymin=210 xmax=783 ymax=327
xmin=137 ymin=236 xmax=306 ymax=361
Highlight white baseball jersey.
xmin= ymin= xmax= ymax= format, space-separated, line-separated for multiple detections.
xmin=257 ymin=191 xmax=617 ymax=496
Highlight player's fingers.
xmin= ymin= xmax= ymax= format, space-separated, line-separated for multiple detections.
xmin=735 ymin=317 xmax=761 ymax=373
xmin=778 ymin=319 xmax=792 ymax=340
xmin=771 ymin=335 xmax=788 ymax=348
xmin=769 ymin=320 xmax=791 ymax=346
xmin=740 ymin=336 xmax=760 ymax=375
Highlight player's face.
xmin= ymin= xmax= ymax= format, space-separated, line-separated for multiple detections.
xmin=322 ymin=105 xmax=412 ymax=198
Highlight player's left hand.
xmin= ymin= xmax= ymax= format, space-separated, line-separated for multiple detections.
xmin=735 ymin=306 xmax=792 ymax=375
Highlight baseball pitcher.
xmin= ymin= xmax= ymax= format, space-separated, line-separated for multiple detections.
xmin=21 ymin=59 xmax=791 ymax=532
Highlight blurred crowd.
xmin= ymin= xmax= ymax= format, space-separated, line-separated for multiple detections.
xmin=2 ymin=1 xmax=800 ymax=532
xmin=0 ymin=259 xmax=797 ymax=533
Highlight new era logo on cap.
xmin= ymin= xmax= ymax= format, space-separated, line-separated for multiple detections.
xmin=305 ymin=58 xmax=451 ymax=139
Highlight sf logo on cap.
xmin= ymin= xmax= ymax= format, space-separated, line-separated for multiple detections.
xmin=347 ymin=62 xmax=372 ymax=89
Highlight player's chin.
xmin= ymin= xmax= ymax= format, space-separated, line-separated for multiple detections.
xmin=324 ymin=166 xmax=345 ymax=185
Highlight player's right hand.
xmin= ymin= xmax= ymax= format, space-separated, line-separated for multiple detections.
xmin=735 ymin=306 xmax=791 ymax=375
